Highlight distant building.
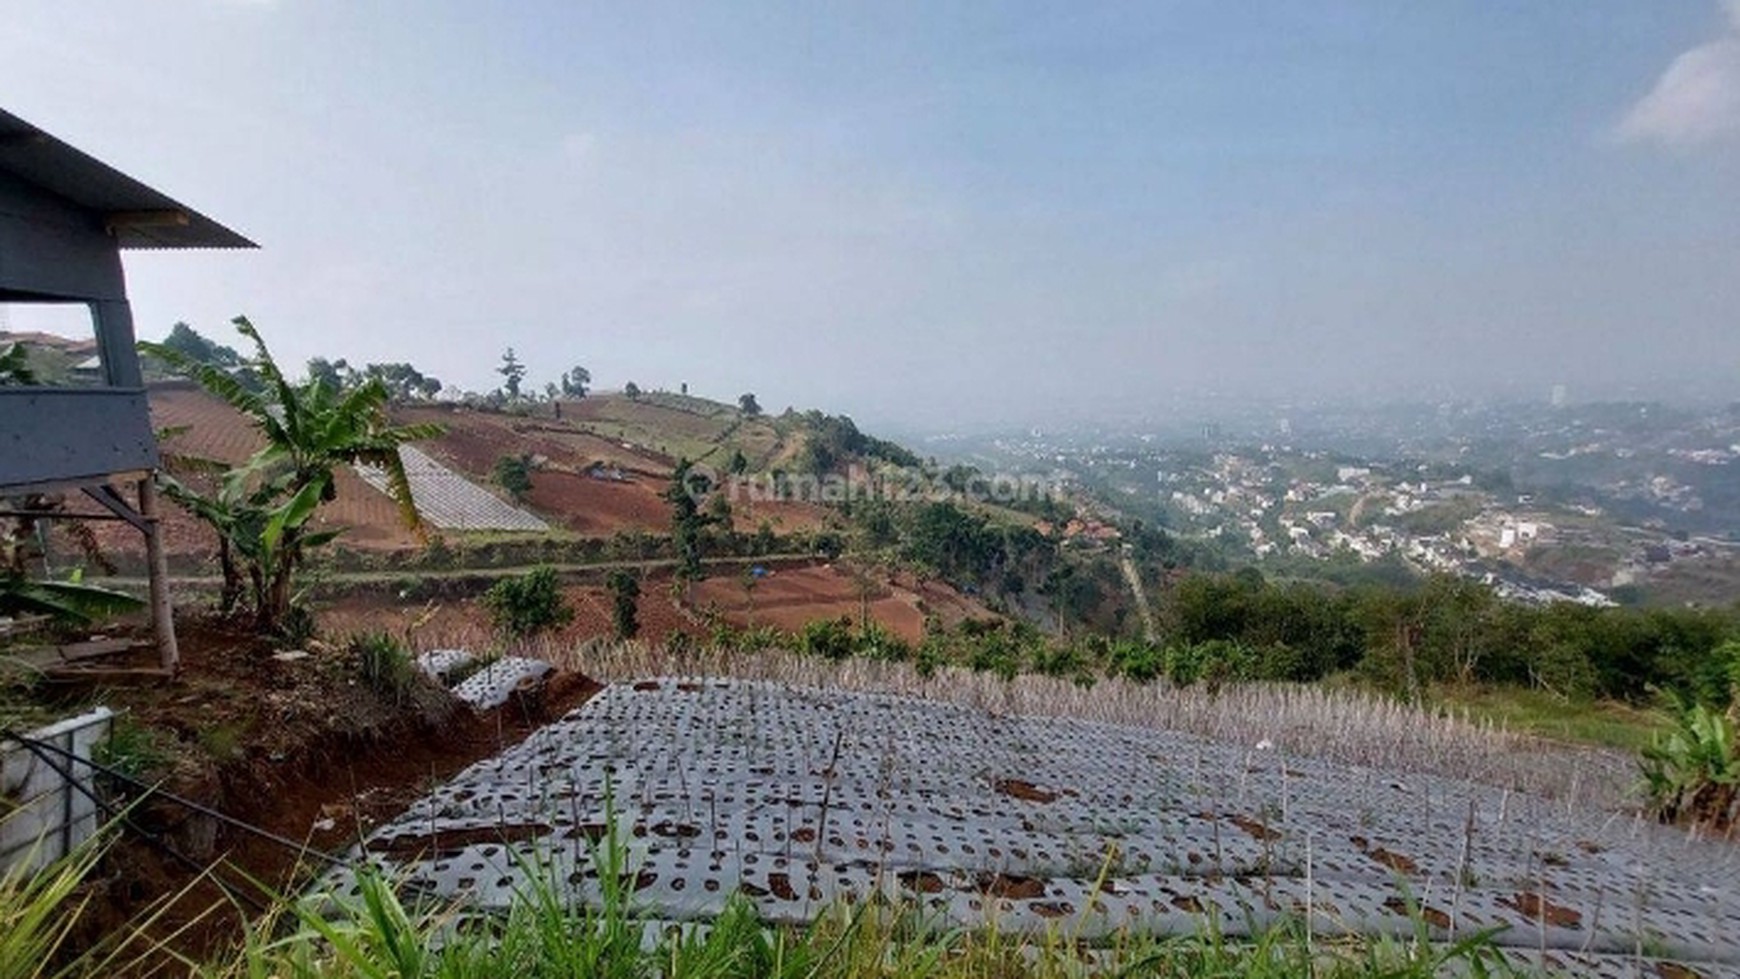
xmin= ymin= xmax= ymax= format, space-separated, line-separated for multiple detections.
xmin=1551 ymin=384 xmax=1568 ymax=408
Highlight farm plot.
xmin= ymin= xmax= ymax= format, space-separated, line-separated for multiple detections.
xmin=335 ymin=680 xmax=1740 ymax=977
xmin=356 ymin=445 xmax=547 ymax=532
xmin=691 ymin=565 xmax=988 ymax=642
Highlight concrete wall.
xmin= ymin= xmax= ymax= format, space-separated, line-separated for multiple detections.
xmin=0 ymin=707 xmax=113 ymax=873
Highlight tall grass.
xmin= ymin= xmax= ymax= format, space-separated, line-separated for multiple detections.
xmin=0 ymin=834 xmax=95 ymax=979
xmin=195 ymin=841 xmax=1520 ymax=979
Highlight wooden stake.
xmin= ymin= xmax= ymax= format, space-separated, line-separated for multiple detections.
xmin=138 ymin=476 xmax=178 ymax=674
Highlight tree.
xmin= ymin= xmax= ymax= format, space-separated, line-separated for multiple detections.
xmin=305 ymin=356 xmax=351 ymax=392
xmin=605 ymin=568 xmax=641 ymax=640
xmin=365 ymin=362 xmax=442 ymax=400
xmin=624 ymin=381 xmax=641 ymax=400
xmin=159 ymin=321 xmax=242 ymax=368
xmin=561 ymin=366 xmax=591 ymax=398
xmin=0 ymin=343 xmax=36 ymax=385
xmin=497 ymin=347 xmax=527 ymax=401
xmin=141 ymin=317 xmax=441 ymax=632
xmin=727 ymin=449 xmax=749 ymax=475
xmin=738 ymin=392 xmax=762 ymax=416
xmin=482 ymin=566 xmax=572 ymax=639
xmin=664 ymin=459 xmax=714 ymax=589
xmin=493 ymin=454 xmax=534 ymax=502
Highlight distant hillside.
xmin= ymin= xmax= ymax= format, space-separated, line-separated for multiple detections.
xmin=56 ymin=386 xmax=932 ymax=566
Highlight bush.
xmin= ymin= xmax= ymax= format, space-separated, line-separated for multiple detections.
xmin=481 ymin=567 xmax=573 ymax=639
xmin=493 ymin=454 xmax=534 ymax=502
xmin=855 ymin=621 xmax=912 ymax=662
xmin=799 ymin=617 xmax=855 ymax=660
xmin=1109 ymin=639 xmax=1164 ymax=683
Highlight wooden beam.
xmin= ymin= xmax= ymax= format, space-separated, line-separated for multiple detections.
xmin=43 ymin=667 xmax=174 ymax=682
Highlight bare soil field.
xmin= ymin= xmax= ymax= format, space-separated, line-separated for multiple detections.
xmin=523 ymin=470 xmax=673 ymax=536
xmin=315 ymin=563 xmax=988 ymax=648
xmin=318 ymin=574 xmax=702 ymax=647
xmin=554 ymin=393 xmax=786 ymax=469
xmin=396 ymin=405 xmax=677 ymax=478
xmin=691 ymin=564 xmax=989 ymax=642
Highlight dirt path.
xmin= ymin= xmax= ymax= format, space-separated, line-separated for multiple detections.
xmin=93 ymin=551 xmax=822 ymax=589
xmin=1117 ymin=548 xmax=1157 ymax=642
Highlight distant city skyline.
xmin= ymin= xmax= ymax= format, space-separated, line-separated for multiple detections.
xmin=3 ymin=2 xmax=1737 ymax=428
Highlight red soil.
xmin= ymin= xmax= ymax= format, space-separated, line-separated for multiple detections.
xmin=690 ymin=564 xmax=988 ymax=643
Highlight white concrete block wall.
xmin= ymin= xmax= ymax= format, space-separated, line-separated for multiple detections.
xmin=1 ymin=707 xmax=113 ymax=873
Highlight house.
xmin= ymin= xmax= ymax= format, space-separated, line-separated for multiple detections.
xmin=0 ymin=107 xmax=255 ymax=670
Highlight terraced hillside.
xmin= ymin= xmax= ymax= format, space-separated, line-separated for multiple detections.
xmin=342 ymin=679 xmax=1740 ymax=978
xmin=397 ymin=397 xmax=832 ymax=537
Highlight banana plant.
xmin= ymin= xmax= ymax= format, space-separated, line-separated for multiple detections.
xmin=142 ymin=317 xmax=442 ymax=633
xmin=1639 ymin=688 xmax=1740 ymax=828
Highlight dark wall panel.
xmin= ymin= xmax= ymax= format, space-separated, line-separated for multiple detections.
xmin=0 ymin=389 xmax=159 ymax=490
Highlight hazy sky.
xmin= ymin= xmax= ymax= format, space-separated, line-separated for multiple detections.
xmin=3 ymin=2 xmax=1738 ymax=427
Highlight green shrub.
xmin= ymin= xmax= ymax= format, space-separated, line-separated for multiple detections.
xmin=482 ymin=567 xmax=573 ymax=639
xmin=1030 ymin=642 xmax=1084 ymax=679
xmin=799 ymin=617 xmax=856 ymax=660
xmin=855 ymin=621 xmax=911 ymax=662
xmin=493 ymin=454 xmax=534 ymax=502
xmin=1109 ymin=639 xmax=1164 ymax=683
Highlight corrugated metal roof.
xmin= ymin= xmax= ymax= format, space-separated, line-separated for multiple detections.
xmin=0 ymin=107 xmax=256 ymax=250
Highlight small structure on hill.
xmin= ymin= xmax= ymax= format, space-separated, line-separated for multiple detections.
xmin=0 ymin=107 xmax=255 ymax=671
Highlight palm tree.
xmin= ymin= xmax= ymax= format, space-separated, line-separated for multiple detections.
xmin=142 ymin=317 xmax=442 ymax=632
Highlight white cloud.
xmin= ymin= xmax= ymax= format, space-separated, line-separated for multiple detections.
xmin=1617 ymin=6 xmax=1740 ymax=149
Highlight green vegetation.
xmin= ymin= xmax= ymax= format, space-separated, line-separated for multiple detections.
xmin=492 ymin=453 xmax=534 ymax=502
xmin=605 ymin=567 xmax=640 ymax=640
xmin=0 ymin=342 xmax=37 ymax=385
xmin=0 ymin=828 xmax=100 ymax=979
xmin=666 ymin=459 xmax=715 ymax=585
xmin=559 ymin=364 xmax=590 ymax=397
xmin=496 ymin=346 xmax=527 ymax=401
xmin=2 ymin=504 xmax=142 ymax=625
xmin=1438 ymin=684 xmax=1663 ymax=751
xmin=351 ymin=630 xmax=419 ymax=701
xmin=157 ymin=320 xmax=243 ymax=369
xmin=143 ymin=317 xmax=441 ymax=632
xmin=784 ymin=409 xmax=920 ymax=472
xmin=481 ymin=566 xmax=573 ymax=639
xmin=1639 ymin=692 xmax=1739 ymax=829
xmin=305 ymin=358 xmax=442 ymax=400
xmin=1637 ymin=643 xmax=1740 ymax=829
xmin=92 ymin=717 xmax=169 ymax=787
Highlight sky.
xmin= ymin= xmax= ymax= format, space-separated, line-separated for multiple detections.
xmin=3 ymin=1 xmax=1738 ymax=429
